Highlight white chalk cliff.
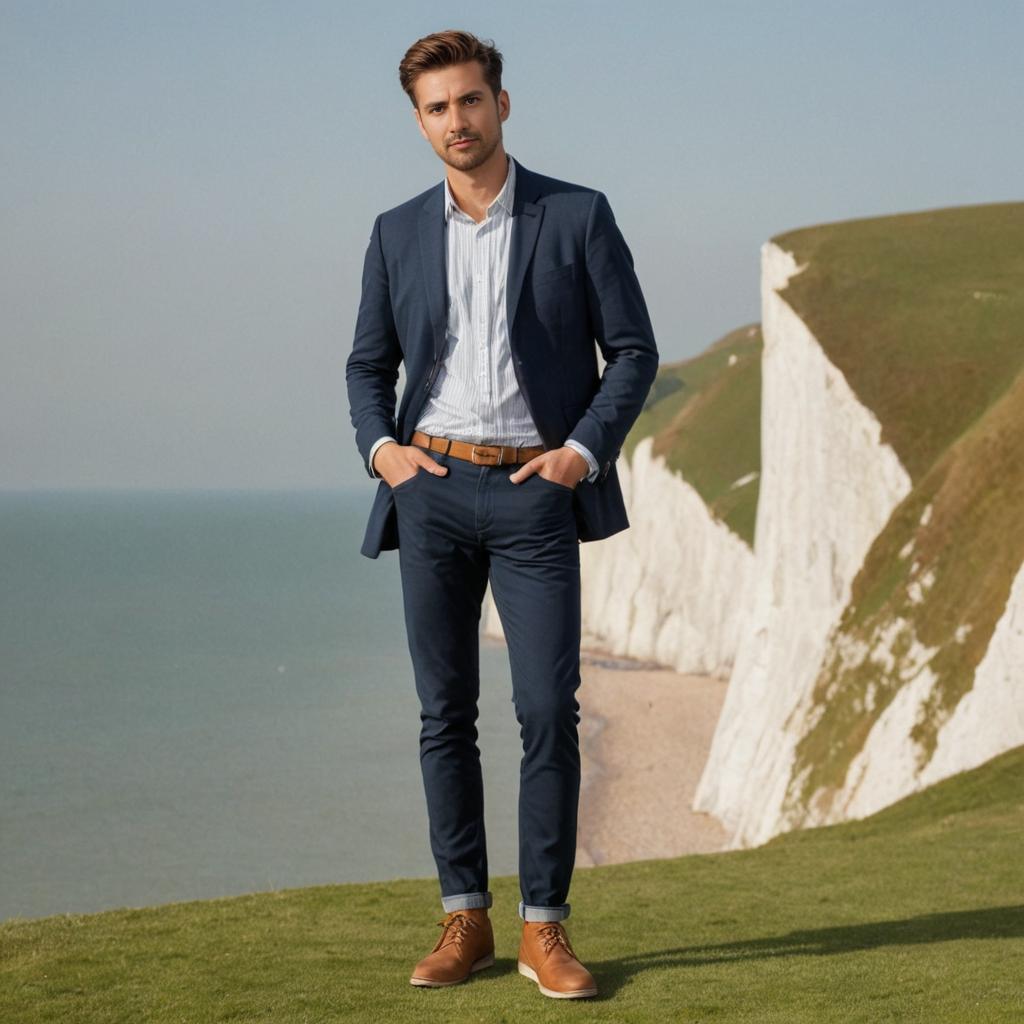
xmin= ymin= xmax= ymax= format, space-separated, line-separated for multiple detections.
xmin=690 ymin=242 xmax=915 ymax=846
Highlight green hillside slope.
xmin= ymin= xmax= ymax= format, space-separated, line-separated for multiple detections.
xmin=3 ymin=745 xmax=1021 ymax=1022
xmin=774 ymin=201 xmax=1024 ymax=482
xmin=629 ymin=323 xmax=763 ymax=545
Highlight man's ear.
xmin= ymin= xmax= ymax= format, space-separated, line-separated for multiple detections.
xmin=498 ymin=90 xmax=510 ymax=123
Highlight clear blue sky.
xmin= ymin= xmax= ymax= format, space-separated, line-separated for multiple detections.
xmin=2 ymin=1 xmax=1020 ymax=489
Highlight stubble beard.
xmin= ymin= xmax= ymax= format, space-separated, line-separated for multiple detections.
xmin=441 ymin=122 xmax=503 ymax=172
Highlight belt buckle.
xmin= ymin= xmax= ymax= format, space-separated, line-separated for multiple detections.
xmin=470 ymin=444 xmax=503 ymax=466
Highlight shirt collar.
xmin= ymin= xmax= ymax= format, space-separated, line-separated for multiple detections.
xmin=444 ymin=153 xmax=516 ymax=223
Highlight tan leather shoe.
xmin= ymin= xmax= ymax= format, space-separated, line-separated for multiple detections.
xmin=518 ymin=920 xmax=597 ymax=998
xmin=409 ymin=908 xmax=495 ymax=987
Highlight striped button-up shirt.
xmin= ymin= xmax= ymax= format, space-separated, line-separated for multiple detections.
xmin=369 ymin=154 xmax=598 ymax=483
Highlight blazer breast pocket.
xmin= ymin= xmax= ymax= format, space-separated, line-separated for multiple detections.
xmin=531 ymin=263 xmax=579 ymax=317
xmin=532 ymin=262 xmax=578 ymax=291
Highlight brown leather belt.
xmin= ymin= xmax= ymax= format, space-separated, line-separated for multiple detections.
xmin=410 ymin=429 xmax=545 ymax=467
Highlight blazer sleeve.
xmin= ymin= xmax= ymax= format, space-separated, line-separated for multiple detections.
xmin=565 ymin=191 xmax=659 ymax=478
xmin=346 ymin=214 xmax=404 ymax=479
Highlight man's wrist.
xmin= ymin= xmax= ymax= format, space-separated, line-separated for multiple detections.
xmin=369 ymin=435 xmax=398 ymax=478
xmin=564 ymin=439 xmax=600 ymax=483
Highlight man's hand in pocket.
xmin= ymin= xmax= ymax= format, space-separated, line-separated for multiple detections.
xmin=373 ymin=441 xmax=449 ymax=489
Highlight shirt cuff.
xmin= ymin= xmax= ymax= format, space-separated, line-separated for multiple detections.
xmin=564 ymin=439 xmax=600 ymax=483
xmin=369 ymin=435 xmax=398 ymax=478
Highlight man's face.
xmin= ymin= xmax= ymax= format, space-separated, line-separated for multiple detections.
xmin=412 ymin=60 xmax=509 ymax=172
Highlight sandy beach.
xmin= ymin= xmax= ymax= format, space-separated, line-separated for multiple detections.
xmin=574 ymin=649 xmax=731 ymax=866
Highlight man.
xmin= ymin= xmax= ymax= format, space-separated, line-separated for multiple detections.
xmin=346 ymin=29 xmax=658 ymax=999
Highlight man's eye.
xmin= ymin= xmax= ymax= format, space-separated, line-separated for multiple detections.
xmin=466 ymin=97 xmax=478 ymax=104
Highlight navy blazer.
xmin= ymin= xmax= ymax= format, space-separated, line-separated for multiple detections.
xmin=346 ymin=158 xmax=659 ymax=559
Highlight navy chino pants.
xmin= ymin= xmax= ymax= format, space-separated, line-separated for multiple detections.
xmin=392 ymin=442 xmax=582 ymax=923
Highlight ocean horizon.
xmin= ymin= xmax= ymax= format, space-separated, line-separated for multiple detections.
xmin=0 ymin=488 xmax=530 ymax=923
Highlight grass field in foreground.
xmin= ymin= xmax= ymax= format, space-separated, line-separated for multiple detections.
xmin=2 ymin=744 xmax=1022 ymax=1023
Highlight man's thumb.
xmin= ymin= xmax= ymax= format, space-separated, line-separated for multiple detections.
xmin=420 ymin=454 xmax=447 ymax=474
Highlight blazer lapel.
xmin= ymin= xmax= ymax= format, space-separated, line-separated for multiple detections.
xmin=506 ymin=161 xmax=544 ymax=336
xmin=417 ymin=184 xmax=448 ymax=360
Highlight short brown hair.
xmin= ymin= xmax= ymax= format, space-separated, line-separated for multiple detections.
xmin=399 ymin=29 xmax=504 ymax=108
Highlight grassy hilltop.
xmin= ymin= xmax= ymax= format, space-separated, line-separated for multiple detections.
xmin=2 ymin=744 xmax=1022 ymax=1022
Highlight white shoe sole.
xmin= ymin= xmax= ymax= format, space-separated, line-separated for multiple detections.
xmin=518 ymin=960 xmax=598 ymax=998
xmin=409 ymin=951 xmax=495 ymax=987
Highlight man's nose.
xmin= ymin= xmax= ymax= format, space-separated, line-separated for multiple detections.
xmin=447 ymin=104 xmax=470 ymax=133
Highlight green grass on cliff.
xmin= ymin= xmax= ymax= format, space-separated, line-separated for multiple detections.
xmin=773 ymin=201 xmax=1024 ymax=482
xmin=3 ymin=745 xmax=1022 ymax=1023
xmin=629 ymin=322 xmax=763 ymax=546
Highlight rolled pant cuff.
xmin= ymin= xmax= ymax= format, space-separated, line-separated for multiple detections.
xmin=441 ymin=891 xmax=493 ymax=912
xmin=519 ymin=900 xmax=570 ymax=922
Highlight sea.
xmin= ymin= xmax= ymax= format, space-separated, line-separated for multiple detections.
xmin=0 ymin=489 xmax=529 ymax=923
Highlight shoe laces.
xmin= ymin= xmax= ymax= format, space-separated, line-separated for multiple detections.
xmin=434 ymin=910 xmax=478 ymax=950
xmin=536 ymin=922 xmax=576 ymax=958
